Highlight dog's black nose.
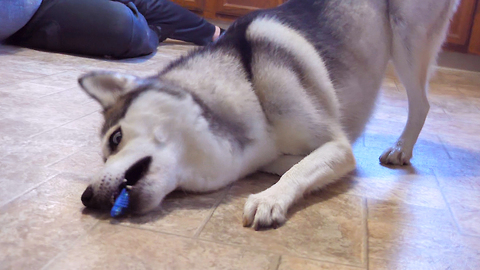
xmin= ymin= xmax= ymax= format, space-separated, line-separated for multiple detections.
xmin=81 ymin=185 xmax=94 ymax=206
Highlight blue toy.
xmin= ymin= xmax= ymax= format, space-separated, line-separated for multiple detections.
xmin=111 ymin=187 xmax=130 ymax=217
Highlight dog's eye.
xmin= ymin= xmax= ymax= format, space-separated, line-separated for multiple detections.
xmin=109 ymin=128 xmax=122 ymax=152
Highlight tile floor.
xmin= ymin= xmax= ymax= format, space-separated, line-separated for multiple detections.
xmin=0 ymin=42 xmax=479 ymax=270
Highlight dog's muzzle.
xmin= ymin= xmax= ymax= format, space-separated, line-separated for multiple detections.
xmin=81 ymin=156 xmax=152 ymax=209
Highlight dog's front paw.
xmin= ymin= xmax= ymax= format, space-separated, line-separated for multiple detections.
xmin=379 ymin=145 xmax=412 ymax=165
xmin=242 ymin=191 xmax=289 ymax=230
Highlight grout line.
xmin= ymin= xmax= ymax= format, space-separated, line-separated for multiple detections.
xmin=195 ymin=233 xmax=366 ymax=269
xmin=40 ymin=220 xmax=101 ymax=270
xmin=269 ymin=255 xmax=282 ymax=270
xmin=192 ymin=185 xmax=231 ymax=239
xmin=38 ymin=86 xmax=79 ymax=99
xmin=428 ymin=168 xmax=442 ymax=189
xmin=437 ymin=184 xmax=463 ymax=234
xmin=17 ymin=70 xmax=74 ymax=86
xmin=82 ymin=205 xmax=365 ymax=269
xmin=0 ymin=172 xmax=61 ymax=210
xmin=436 ymin=136 xmax=453 ymax=160
xmin=43 ymin=144 xmax=88 ymax=169
xmin=104 ymin=207 xmax=368 ymax=269
xmin=28 ymin=110 xmax=100 ymax=139
xmin=114 ymin=221 xmax=199 ymax=240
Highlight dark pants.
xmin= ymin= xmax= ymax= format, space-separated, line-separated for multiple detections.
xmin=7 ymin=0 xmax=216 ymax=58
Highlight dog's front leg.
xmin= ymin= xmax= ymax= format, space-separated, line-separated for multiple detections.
xmin=243 ymin=136 xmax=356 ymax=230
xmin=260 ymin=155 xmax=305 ymax=176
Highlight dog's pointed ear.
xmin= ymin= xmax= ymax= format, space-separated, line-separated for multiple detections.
xmin=78 ymin=71 xmax=142 ymax=109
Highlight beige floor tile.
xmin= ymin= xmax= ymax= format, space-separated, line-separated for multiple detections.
xmin=355 ymin=149 xmax=441 ymax=188
xmin=446 ymin=111 xmax=480 ymax=127
xmin=278 ymin=255 xmax=365 ymax=270
xmin=431 ymin=68 xmax=480 ymax=87
xmin=47 ymin=146 xmax=103 ymax=175
xmin=443 ymin=187 xmax=480 ymax=236
xmin=0 ymin=160 xmax=59 ymax=207
xmin=439 ymin=134 xmax=480 ymax=151
xmin=363 ymin=116 xmax=451 ymax=147
xmin=368 ymin=221 xmax=480 ymax=269
xmin=110 ymin=188 xmax=228 ymax=237
xmin=0 ymin=139 xmax=84 ymax=167
xmin=433 ymin=161 xmax=480 ymax=191
xmin=0 ymin=191 xmax=99 ymax=270
xmin=457 ymin=84 xmax=480 ymax=98
xmin=429 ymin=95 xmax=480 ymax=117
xmin=427 ymin=127 xmax=480 ymax=150
xmin=449 ymin=204 xmax=480 ymax=237
xmin=25 ymin=172 xmax=94 ymax=205
xmin=61 ymin=111 xmax=103 ymax=132
xmin=326 ymin=146 xmax=446 ymax=209
xmin=40 ymin=87 xmax=96 ymax=105
xmin=364 ymin=118 xmax=405 ymax=137
xmin=367 ymin=198 xmax=456 ymax=231
xmin=361 ymin=133 xmax=450 ymax=169
xmin=371 ymin=104 xmax=408 ymax=123
xmin=376 ymin=90 xmax=408 ymax=109
xmin=450 ymin=69 xmax=480 ymax=87
xmin=28 ymin=71 xmax=87 ymax=89
xmin=0 ymin=91 xmax=99 ymax=128
xmin=0 ymin=118 xmax=56 ymax=140
xmin=0 ymin=90 xmax=41 ymax=115
xmin=0 ymin=58 xmax=73 ymax=76
xmin=381 ymin=75 xmax=399 ymax=88
xmin=383 ymin=63 xmax=397 ymax=79
xmin=379 ymin=82 xmax=448 ymax=114
xmin=199 ymin=174 xmax=366 ymax=267
xmin=369 ymin=257 xmax=441 ymax=270
xmin=429 ymin=82 xmax=463 ymax=96
xmin=0 ymin=82 xmax=66 ymax=98
xmin=31 ymin=126 xmax=101 ymax=148
xmin=326 ymin=176 xmax=446 ymax=209
xmin=45 ymin=223 xmax=279 ymax=270
xmin=0 ymin=69 xmax=47 ymax=82
xmin=1 ymin=40 xmax=480 ymax=270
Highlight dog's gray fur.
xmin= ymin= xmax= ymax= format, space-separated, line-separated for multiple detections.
xmin=79 ymin=0 xmax=459 ymax=230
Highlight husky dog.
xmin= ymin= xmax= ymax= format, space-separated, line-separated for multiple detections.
xmin=79 ymin=0 xmax=459 ymax=229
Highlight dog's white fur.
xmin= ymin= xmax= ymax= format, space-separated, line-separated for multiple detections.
xmin=79 ymin=0 xmax=459 ymax=229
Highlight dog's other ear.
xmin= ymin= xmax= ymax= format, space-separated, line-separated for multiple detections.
xmin=78 ymin=71 xmax=142 ymax=109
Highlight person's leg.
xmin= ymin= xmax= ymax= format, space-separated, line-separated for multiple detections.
xmin=7 ymin=0 xmax=159 ymax=58
xmin=118 ymin=0 xmax=218 ymax=45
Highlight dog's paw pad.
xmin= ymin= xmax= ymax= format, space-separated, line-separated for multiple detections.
xmin=243 ymin=193 xmax=287 ymax=230
xmin=379 ymin=146 xmax=412 ymax=165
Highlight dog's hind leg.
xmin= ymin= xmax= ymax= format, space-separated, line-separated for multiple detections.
xmin=380 ymin=0 xmax=459 ymax=165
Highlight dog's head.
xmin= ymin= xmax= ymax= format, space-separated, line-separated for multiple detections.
xmin=78 ymin=71 xmax=199 ymax=214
